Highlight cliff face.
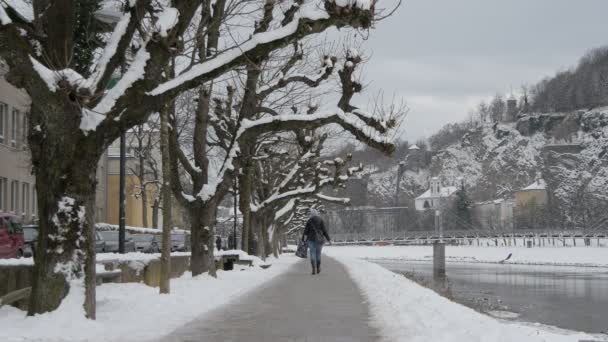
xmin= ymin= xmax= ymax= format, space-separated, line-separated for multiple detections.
xmin=366 ymin=108 xmax=608 ymax=211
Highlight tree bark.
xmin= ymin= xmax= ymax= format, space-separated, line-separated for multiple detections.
xmin=159 ymin=107 xmax=172 ymax=294
xmin=152 ymin=197 xmax=160 ymax=229
xmin=239 ymin=148 xmax=255 ymax=255
xmin=189 ymin=203 xmax=216 ymax=276
xmin=28 ymin=132 xmax=99 ymax=317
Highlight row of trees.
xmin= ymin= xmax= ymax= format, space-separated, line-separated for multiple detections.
xmin=531 ymin=47 xmax=608 ymax=113
xmin=0 ymin=0 xmax=402 ymax=318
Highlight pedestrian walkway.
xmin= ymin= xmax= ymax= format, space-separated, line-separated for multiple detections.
xmin=158 ymin=257 xmax=380 ymax=342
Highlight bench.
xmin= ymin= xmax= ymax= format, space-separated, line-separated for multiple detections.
xmin=215 ymin=253 xmax=253 ymax=270
xmin=96 ymin=270 xmax=122 ymax=285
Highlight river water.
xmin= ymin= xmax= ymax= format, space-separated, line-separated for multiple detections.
xmin=373 ymin=260 xmax=608 ymax=334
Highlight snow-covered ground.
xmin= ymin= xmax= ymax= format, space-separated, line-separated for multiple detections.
xmin=0 ymin=255 xmax=298 ymax=342
xmin=330 ymin=253 xmax=607 ymax=342
xmin=326 ymin=245 xmax=608 ymax=267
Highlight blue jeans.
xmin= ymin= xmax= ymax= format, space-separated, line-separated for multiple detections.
xmin=308 ymin=240 xmax=323 ymax=265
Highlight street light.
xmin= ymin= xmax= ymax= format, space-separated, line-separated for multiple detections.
xmin=395 ymin=160 xmax=406 ymax=207
xmin=93 ymin=9 xmax=127 ymax=253
xmin=233 ymin=178 xmax=238 ymax=250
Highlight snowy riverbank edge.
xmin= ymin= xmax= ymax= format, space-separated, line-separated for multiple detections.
xmin=328 ymin=253 xmax=607 ymax=342
xmin=0 ymin=255 xmax=299 ymax=342
xmin=326 ymin=245 xmax=608 ymax=268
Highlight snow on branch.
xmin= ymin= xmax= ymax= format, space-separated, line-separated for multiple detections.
xmin=85 ymin=12 xmax=133 ymax=93
xmin=275 ymin=198 xmax=296 ymax=220
xmin=315 ymin=193 xmax=350 ymax=204
xmin=147 ymin=0 xmax=375 ymax=97
xmin=93 ymin=43 xmax=151 ymax=115
xmin=1 ymin=0 xmax=33 ymax=24
xmin=0 ymin=3 xmax=11 ymax=25
xmin=237 ymin=108 xmax=395 ymax=153
xmin=257 ymin=56 xmax=337 ymax=99
xmin=29 ymin=56 xmax=85 ymax=92
xmin=154 ymin=7 xmax=180 ymax=38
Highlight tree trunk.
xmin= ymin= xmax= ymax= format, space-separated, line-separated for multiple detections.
xmin=28 ymin=156 xmax=98 ymax=318
xmin=152 ymin=197 xmax=160 ymax=229
xmin=26 ymin=101 xmax=101 ymax=318
xmin=159 ymin=107 xmax=172 ymax=294
xmin=239 ymin=167 xmax=252 ymax=254
xmin=141 ymin=182 xmax=149 ymax=228
xmin=138 ymin=134 xmax=149 ymax=228
xmin=189 ymin=203 xmax=216 ymax=276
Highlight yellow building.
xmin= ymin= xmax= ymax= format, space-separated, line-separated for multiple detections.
xmin=515 ymin=179 xmax=548 ymax=209
xmin=105 ymin=141 xmax=188 ymax=229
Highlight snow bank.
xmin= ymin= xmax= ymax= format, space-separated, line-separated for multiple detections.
xmin=330 ymin=254 xmax=604 ymax=342
xmin=326 ymin=245 xmax=608 ymax=267
xmin=95 ymin=222 xmax=190 ymax=235
xmin=0 ymin=258 xmax=34 ymax=266
xmin=0 ymin=255 xmax=298 ymax=342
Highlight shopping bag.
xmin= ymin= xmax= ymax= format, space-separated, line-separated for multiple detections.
xmin=295 ymin=240 xmax=308 ymax=258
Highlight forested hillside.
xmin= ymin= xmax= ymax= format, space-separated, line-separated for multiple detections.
xmin=332 ymin=46 xmax=608 ymax=230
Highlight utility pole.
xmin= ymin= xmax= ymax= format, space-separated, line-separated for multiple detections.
xmin=395 ymin=161 xmax=406 ymax=207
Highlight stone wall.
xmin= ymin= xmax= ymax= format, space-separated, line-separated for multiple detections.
xmin=0 ymin=255 xmax=193 ymax=310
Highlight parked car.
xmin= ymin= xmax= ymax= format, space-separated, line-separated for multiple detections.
xmin=171 ymin=233 xmax=190 ymax=252
xmin=132 ymin=234 xmax=160 ymax=253
xmin=22 ymin=224 xmax=38 ymax=257
xmin=95 ymin=231 xmax=106 ymax=253
xmin=98 ymin=231 xmax=136 ymax=253
xmin=0 ymin=214 xmax=25 ymax=259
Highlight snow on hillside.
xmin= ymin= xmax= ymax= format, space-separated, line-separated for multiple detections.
xmin=368 ymin=108 xmax=608 ymax=205
xmin=367 ymin=166 xmax=429 ymax=203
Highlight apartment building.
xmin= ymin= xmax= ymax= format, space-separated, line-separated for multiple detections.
xmin=0 ymin=63 xmax=37 ymax=223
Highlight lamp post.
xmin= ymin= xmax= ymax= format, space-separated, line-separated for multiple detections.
xmin=118 ymin=131 xmax=126 ymax=253
xmin=94 ymin=9 xmax=126 ymax=253
xmin=233 ymin=178 xmax=238 ymax=250
xmin=395 ymin=161 xmax=406 ymax=207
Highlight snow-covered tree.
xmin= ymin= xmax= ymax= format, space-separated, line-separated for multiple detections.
xmin=0 ymin=0 xmax=398 ymax=317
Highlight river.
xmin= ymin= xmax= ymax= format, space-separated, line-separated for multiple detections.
xmin=373 ymin=260 xmax=608 ymax=334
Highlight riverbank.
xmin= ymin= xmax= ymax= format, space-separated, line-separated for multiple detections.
xmin=325 ymin=245 xmax=608 ymax=267
xmin=331 ymin=254 xmax=606 ymax=342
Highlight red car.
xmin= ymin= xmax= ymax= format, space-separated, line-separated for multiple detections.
xmin=0 ymin=214 xmax=25 ymax=259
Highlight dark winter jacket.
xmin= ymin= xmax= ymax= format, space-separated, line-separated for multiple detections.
xmin=302 ymin=216 xmax=331 ymax=243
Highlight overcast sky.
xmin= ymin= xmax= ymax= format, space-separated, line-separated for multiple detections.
xmin=356 ymin=0 xmax=608 ymax=141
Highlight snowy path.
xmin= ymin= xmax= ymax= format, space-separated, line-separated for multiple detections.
xmin=158 ymin=257 xmax=379 ymax=342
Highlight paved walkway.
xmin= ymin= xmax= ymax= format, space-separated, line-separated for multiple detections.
xmin=158 ymin=257 xmax=379 ymax=342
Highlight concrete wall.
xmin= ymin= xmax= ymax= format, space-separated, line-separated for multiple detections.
xmin=0 ymin=255 xmax=193 ymax=310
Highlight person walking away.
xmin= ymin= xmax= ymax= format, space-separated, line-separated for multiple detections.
xmin=302 ymin=208 xmax=331 ymax=275
xmin=215 ymin=235 xmax=222 ymax=251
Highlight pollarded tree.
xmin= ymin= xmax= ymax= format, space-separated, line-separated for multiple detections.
xmin=0 ymin=0 xmax=390 ymax=317
xmin=249 ymin=124 xmax=364 ymax=259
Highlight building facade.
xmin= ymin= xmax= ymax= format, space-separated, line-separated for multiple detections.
xmin=0 ymin=64 xmax=37 ymax=223
xmin=2 ymin=71 xmax=187 ymax=229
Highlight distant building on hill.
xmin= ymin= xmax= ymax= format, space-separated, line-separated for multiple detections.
xmin=515 ymin=179 xmax=548 ymax=209
xmin=514 ymin=179 xmax=548 ymax=230
xmin=471 ymin=198 xmax=514 ymax=231
xmin=414 ymin=177 xmax=458 ymax=211
xmin=505 ymin=95 xmax=518 ymax=122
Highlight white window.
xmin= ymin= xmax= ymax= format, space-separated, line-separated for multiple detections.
xmin=11 ymin=108 xmax=19 ymax=148
xmin=22 ymin=183 xmax=29 ymax=218
xmin=0 ymin=102 xmax=6 ymax=144
xmin=22 ymin=113 xmax=28 ymax=149
xmin=0 ymin=177 xmax=6 ymax=212
xmin=10 ymin=180 xmax=19 ymax=213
